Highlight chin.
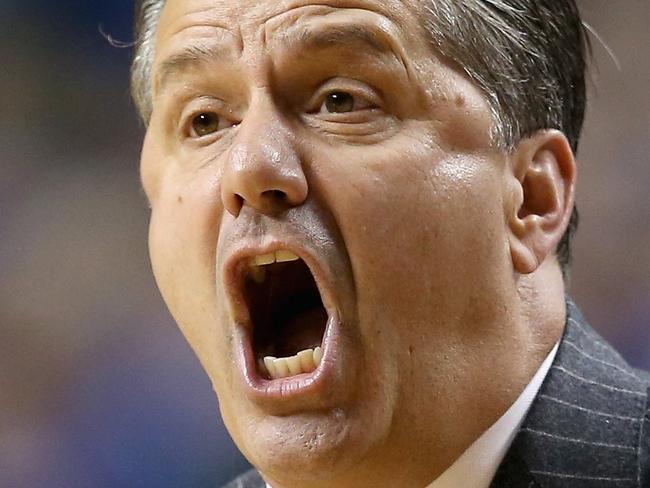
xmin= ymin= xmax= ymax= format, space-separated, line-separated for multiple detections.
xmin=224 ymin=404 xmax=390 ymax=485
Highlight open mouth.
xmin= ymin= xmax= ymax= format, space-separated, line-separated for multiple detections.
xmin=243 ymin=250 xmax=328 ymax=380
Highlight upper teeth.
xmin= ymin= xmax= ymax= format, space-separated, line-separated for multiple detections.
xmin=251 ymin=250 xmax=300 ymax=266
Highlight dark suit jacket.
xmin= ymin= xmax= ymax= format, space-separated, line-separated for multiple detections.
xmin=223 ymin=299 xmax=650 ymax=488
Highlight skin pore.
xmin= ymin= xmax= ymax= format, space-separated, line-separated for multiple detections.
xmin=140 ymin=0 xmax=576 ymax=486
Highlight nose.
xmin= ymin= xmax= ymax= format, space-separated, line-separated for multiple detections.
xmin=220 ymin=104 xmax=308 ymax=217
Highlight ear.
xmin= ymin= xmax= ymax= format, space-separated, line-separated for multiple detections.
xmin=506 ymin=130 xmax=577 ymax=274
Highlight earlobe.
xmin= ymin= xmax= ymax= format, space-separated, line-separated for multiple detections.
xmin=506 ymin=131 xmax=576 ymax=275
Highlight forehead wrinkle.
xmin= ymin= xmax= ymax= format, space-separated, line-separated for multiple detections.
xmin=263 ymin=6 xmax=414 ymax=76
xmin=154 ymin=0 xmax=246 ymax=94
xmin=153 ymin=39 xmax=238 ymax=97
xmin=158 ymin=0 xmax=234 ymax=40
xmin=269 ymin=0 xmax=409 ymax=23
xmin=285 ymin=22 xmax=391 ymax=54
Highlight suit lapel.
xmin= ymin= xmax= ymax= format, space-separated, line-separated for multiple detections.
xmin=491 ymin=298 xmax=647 ymax=488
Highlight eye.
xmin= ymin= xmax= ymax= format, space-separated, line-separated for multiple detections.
xmin=190 ymin=112 xmax=221 ymax=137
xmin=323 ymin=91 xmax=356 ymax=114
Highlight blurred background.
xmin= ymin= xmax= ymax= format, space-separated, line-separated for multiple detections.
xmin=0 ymin=1 xmax=648 ymax=487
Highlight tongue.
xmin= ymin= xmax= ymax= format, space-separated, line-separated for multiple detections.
xmin=276 ymin=306 xmax=327 ymax=357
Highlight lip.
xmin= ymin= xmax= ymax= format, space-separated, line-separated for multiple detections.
xmin=222 ymin=239 xmax=342 ymax=405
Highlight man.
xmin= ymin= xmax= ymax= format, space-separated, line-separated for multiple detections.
xmin=131 ymin=0 xmax=649 ymax=486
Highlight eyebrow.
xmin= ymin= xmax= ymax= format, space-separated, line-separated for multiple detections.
xmin=154 ymin=43 xmax=232 ymax=97
xmin=286 ymin=23 xmax=394 ymax=54
xmin=282 ymin=21 xmax=409 ymax=79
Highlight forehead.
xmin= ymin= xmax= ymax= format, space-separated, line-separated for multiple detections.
xmin=155 ymin=0 xmax=426 ymax=54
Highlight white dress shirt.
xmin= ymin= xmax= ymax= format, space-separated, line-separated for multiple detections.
xmin=266 ymin=342 xmax=559 ymax=488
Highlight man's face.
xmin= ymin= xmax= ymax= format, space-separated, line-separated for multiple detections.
xmin=142 ymin=0 xmax=519 ymax=484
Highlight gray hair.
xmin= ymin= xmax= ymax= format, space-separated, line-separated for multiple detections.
xmin=131 ymin=0 xmax=588 ymax=276
xmin=131 ymin=0 xmax=165 ymax=122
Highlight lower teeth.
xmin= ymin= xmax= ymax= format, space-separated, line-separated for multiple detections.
xmin=261 ymin=347 xmax=323 ymax=379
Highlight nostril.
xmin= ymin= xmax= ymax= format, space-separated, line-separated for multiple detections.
xmin=263 ymin=189 xmax=287 ymax=201
xmin=230 ymin=193 xmax=244 ymax=214
xmin=258 ymin=190 xmax=293 ymax=215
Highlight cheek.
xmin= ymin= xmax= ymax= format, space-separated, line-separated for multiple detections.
xmin=315 ymin=138 xmax=508 ymax=342
xmin=147 ymin=171 xmax=226 ymax=366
